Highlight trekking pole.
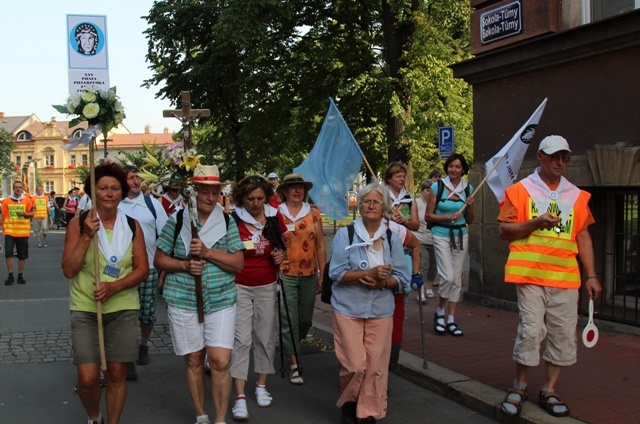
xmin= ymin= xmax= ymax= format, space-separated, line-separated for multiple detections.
xmin=278 ymin=274 xmax=301 ymax=375
xmin=276 ymin=279 xmax=285 ymax=378
xmin=417 ymin=295 xmax=428 ymax=369
xmin=411 ymin=274 xmax=428 ymax=369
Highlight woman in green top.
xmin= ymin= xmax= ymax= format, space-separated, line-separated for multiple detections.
xmin=62 ymin=162 xmax=149 ymax=424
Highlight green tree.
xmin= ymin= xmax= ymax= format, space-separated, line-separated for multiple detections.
xmin=0 ymin=128 xmax=16 ymax=177
xmin=143 ymin=0 xmax=473 ymax=188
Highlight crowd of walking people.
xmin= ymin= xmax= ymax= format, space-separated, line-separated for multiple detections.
xmin=1 ymin=137 xmax=599 ymax=423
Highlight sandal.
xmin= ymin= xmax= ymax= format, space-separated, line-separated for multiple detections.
xmin=539 ymin=391 xmax=570 ymax=417
xmin=255 ymin=386 xmax=272 ymax=407
xmin=500 ymin=387 xmax=527 ymax=416
xmin=446 ymin=322 xmax=463 ymax=337
xmin=434 ymin=313 xmax=446 ymax=335
xmin=232 ymin=397 xmax=249 ymax=421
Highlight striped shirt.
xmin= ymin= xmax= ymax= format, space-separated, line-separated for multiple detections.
xmin=156 ymin=213 xmax=244 ymax=313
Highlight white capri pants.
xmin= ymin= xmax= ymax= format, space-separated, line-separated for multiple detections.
xmin=432 ymin=233 xmax=468 ymax=303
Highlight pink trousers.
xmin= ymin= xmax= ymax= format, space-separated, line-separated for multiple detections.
xmin=333 ymin=312 xmax=393 ymax=420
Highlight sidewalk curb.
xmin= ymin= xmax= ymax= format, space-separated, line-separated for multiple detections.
xmin=314 ymin=321 xmax=586 ymax=424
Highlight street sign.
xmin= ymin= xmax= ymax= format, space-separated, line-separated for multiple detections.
xmin=439 ymin=126 xmax=454 ymax=159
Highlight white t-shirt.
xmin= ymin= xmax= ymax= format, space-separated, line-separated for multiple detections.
xmin=77 ymin=194 xmax=92 ymax=212
xmin=118 ymin=192 xmax=168 ymax=269
xmin=412 ymin=196 xmax=433 ymax=245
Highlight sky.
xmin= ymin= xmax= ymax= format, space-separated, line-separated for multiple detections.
xmin=0 ymin=0 xmax=182 ymax=134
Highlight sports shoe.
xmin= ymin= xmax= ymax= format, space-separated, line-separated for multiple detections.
xmin=255 ymin=385 xmax=272 ymax=407
xmin=4 ymin=276 xmax=14 ymax=286
xmin=17 ymin=276 xmax=26 ymax=285
xmin=195 ymin=415 xmax=211 ymax=424
xmin=88 ymin=415 xmax=104 ymax=424
xmin=126 ymin=362 xmax=137 ymax=381
xmin=38 ymin=242 xmax=42 ymax=248
xmin=232 ymin=397 xmax=249 ymax=420
xmin=43 ymin=241 xmax=48 ymax=247
xmin=289 ymin=365 xmax=303 ymax=385
xmin=426 ymin=289 xmax=435 ymax=298
xmin=136 ymin=345 xmax=150 ymax=365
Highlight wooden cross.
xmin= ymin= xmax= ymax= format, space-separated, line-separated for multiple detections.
xmin=163 ymin=91 xmax=210 ymax=149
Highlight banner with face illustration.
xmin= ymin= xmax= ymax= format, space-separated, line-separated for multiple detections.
xmin=67 ymin=15 xmax=109 ymax=94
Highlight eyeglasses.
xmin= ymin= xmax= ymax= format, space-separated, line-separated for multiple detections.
xmin=361 ymin=199 xmax=384 ymax=207
xmin=542 ymin=152 xmax=571 ymax=163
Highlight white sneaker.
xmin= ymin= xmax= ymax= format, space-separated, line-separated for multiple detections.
xmin=255 ymin=386 xmax=272 ymax=407
xmin=426 ymin=289 xmax=435 ymax=298
xmin=232 ymin=397 xmax=249 ymax=421
xmin=289 ymin=365 xmax=304 ymax=385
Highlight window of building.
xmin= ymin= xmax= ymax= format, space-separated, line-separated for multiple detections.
xmin=81 ymin=154 xmax=88 ymax=165
xmin=45 ymin=181 xmax=54 ymax=193
xmin=589 ymin=187 xmax=640 ymax=326
xmin=70 ymin=154 xmax=77 ymax=165
xmin=72 ymin=129 xmax=83 ymax=139
xmin=15 ymin=156 xmax=21 ymax=166
xmin=45 ymin=154 xmax=54 ymax=167
xmin=16 ymin=131 xmax=31 ymax=141
xmin=583 ymin=0 xmax=640 ymax=23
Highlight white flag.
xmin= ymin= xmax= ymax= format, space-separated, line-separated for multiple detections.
xmin=485 ymin=98 xmax=547 ymax=202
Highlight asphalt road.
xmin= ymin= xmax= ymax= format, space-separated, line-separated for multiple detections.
xmin=0 ymin=230 xmax=498 ymax=424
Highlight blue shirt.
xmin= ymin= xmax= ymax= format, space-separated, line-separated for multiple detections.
xmin=328 ymin=223 xmax=410 ymax=318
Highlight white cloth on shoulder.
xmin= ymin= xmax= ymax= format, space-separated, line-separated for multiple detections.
xmin=520 ymin=167 xmax=580 ymax=226
xmin=389 ymin=187 xmax=412 ymax=207
xmin=96 ymin=210 xmax=133 ymax=268
xmin=441 ymin=176 xmax=469 ymax=200
xmin=346 ymin=218 xmax=388 ymax=250
xmin=234 ymin=204 xmax=277 ymax=230
xmin=180 ymin=203 xmax=227 ymax=255
xmin=278 ymin=202 xmax=310 ymax=223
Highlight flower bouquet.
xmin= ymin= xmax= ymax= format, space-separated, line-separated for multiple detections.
xmin=53 ymin=87 xmax=125 ymax=149
xmin=138 ymin=140 xmax=204 ymax=191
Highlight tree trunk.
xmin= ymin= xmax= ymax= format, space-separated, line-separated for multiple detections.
xmin=382 ymin=0 xmax=420 ymax=164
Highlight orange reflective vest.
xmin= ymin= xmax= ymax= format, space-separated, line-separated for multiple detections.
xmin=2 ymin=197 xmax=34 ymax=237
xmin=503 ymin=182 xmax=591 ymax=289
xmin=32 ymin=195 xmax=49 ymax=219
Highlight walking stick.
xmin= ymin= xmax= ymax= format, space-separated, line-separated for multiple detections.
xmin=88 ymin=134 xmax=107 ymax=371
xmin=276 ymin=278 xmax=285 ymax=378
xmin=417 ymin=296 xmax=428 ymax=369
xmin=278 ymin=274 xmax=301 ymax=375
xmin=191 ymin=220 xmax=205 ymax=323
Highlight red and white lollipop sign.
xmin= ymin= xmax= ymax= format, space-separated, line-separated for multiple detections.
xmin=582 ymin=298 xmax=599 ymax=348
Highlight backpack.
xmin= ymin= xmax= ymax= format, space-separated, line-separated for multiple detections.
xmin=79 ymin=210 xmax=136 ymax=239
xmin=321 ymin=223 xmax=393 ymax=304
xmin=142 ymin=194 xmax=161 ymax=238
xmin=170 ymin=208 xmax=230 ymax=258
xmin=426 ymin=179 xmax=471 ymax=230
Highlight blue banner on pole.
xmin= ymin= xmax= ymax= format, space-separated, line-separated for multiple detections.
xmin=294 ymin=98 xmax=363 ymax=220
